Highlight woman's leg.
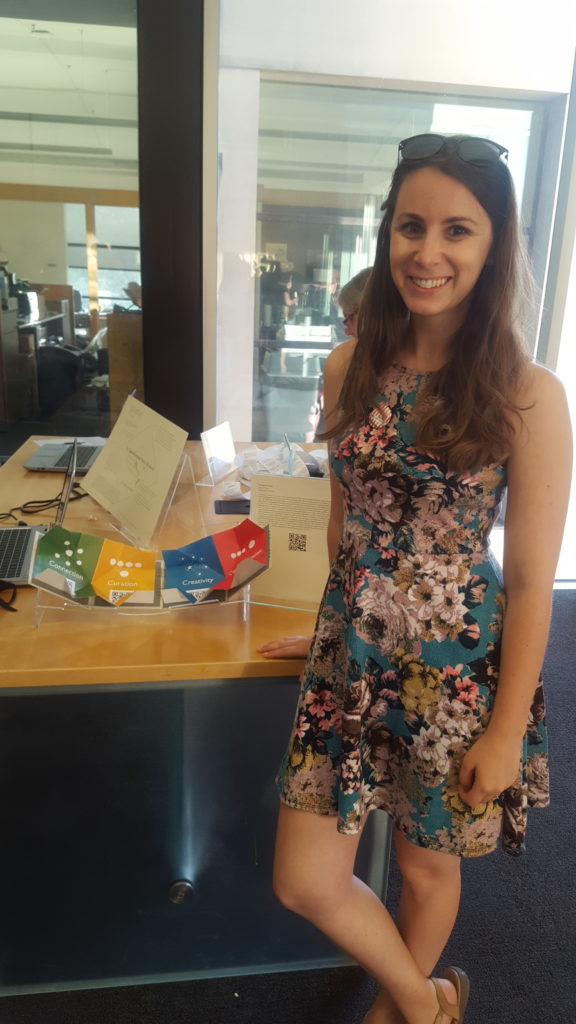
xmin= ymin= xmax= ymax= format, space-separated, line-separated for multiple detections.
xmin=273 ymin=804 xmax=459 ymax=1024
xmin=363 ymin=829 xmax=462 ymax=1024
xmin=395 ymin=830 xmax=462 ymax=969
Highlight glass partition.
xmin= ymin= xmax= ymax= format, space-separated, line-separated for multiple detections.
xmin=215 ymin=75 xmax=555 ymax=444
xmin=0 ymin=11 xmax=139 ymax=450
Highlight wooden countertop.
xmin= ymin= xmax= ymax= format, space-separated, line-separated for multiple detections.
xmin=0 ymin=438 xmax=316 ymax=688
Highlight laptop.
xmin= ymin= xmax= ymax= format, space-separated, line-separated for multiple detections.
xmin=0 ymin=440 xmax=78 ymax=585
xmin=24 ymin=440 xmax=101 ymax=474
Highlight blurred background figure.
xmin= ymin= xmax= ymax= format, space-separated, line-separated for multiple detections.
xmin=123 ymin=280 xmax=142 ymax=308
xmin=313 ymin=266 xmax=373 ymax=437
xmin=338 ymin=266 xmax=372 ymax=338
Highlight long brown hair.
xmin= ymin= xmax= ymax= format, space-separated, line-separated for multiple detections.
xmin=325 ymin=136 xmax=532 ymax=471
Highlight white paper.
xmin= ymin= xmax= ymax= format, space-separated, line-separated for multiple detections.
xmin=82 ymin=396 xmax=188 ymax=546
xmin=249 ymin=473 xmax=331 ymax=608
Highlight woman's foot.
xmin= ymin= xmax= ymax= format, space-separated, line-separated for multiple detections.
xmin=362 ymin=967 xmax=468 ymax=1024
xmin=428 ymin=967 xmax=470 ymax=1023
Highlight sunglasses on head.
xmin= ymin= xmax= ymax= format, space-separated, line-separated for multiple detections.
xmin=398 ymin=134 xmax=509 ymax=166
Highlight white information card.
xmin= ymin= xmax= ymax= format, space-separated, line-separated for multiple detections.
xmin=249 ymin=473 xmax=331 ymax=609
xmin=82 ymin=395 xmax=188 ymax=546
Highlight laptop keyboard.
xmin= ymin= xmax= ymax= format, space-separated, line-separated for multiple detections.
xmin=0 ymin=529 xmax=32 ymax=579
xmin=54 ymin=445 xmax=98 ymax=469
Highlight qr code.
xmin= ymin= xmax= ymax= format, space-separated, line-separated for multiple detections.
xmin=288 ymin=532 xmax=307 ymax=552
xmin=109 ymin=590 xmax=130 ymax=604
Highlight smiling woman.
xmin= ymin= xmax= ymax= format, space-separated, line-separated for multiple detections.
xmin=339 ymin=134 xmax=529 ymax=471
xmin=389 ymin=167 xmax=494 ymax=345
xmin=271 ymin=133 xmax=572 ymax=1024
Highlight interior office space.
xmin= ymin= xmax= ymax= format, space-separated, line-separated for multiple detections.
xmin=0 ymin=1 xmax=575 ymax=570
xmin=0 ymin=0 xmax=575 ymax=1011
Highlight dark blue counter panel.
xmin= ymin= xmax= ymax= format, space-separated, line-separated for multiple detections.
xmin=0 ymin=679 xmax=390 ymax=994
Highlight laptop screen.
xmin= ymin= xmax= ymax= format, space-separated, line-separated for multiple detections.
xmin=55 ymin=439 xmax=78 ymax=525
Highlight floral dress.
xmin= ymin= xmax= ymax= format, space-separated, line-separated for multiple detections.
xmin=276 ymin=364 xmax=549 ymax=857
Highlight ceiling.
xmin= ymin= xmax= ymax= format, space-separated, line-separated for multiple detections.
xmin=0 ymin=14 xmax=138 ymax=191
xmin=0 ymin=10 xmax=540 ymax=208
xmin=0 ymin=1 xmax=136 ymax=28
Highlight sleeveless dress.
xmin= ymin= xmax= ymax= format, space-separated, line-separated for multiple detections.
xmin=276 ymin=364 xmax=549 ymax=857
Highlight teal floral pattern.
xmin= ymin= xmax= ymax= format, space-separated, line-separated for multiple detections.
xmin=277 ymin=365 xmax=548 ymax=857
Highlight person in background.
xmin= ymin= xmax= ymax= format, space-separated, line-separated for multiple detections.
xmin=261 ymin=134 xmax=572 ymax=1023
xmin=123 ymin=281 xmax=142 ymax=308
xmin=339 ymin=266 xmax=373 ymax=339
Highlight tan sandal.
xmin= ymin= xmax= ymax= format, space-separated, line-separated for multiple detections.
xmin=431 ymin=967 xmax=470 ymax=1023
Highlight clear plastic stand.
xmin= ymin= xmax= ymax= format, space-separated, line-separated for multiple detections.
xmin=33 ymin=451 xmax=250 ymax=627
xmin=106 ymin=451 xmax=196 ymax=549
xmin=196 ymin=421 xmax=237 ymax=487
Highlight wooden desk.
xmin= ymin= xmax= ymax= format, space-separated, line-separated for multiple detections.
xmin=0 ymin=439 xmax=389 ymax=995
xmin=0 ymin=438 xmax=316 ymax=688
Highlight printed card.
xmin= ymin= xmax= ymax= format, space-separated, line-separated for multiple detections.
xmin=31 ymin=525 xmax=103 ymax=600
xmin=162 ymin=519 xmax=269 ymax=606
xmin=91 ymin=539 xmax=157 ymax=606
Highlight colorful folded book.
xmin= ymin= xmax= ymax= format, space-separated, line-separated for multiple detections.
xmin=31 ymin=526 xmax=158 ymax=606
xmin=162 ymin=519 xmax=269 ymax=606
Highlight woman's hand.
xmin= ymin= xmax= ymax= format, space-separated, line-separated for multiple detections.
xmin=257 ymin=635 xmax=313 ymax=659
xmin=458 ymin=730 xmax=522 ymax=807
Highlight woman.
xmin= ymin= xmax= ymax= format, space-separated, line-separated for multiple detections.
xmin=260 ymin=135 xmax=572 ymax=1024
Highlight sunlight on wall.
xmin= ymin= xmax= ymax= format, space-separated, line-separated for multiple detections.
xmin=555 ymin=226 xmax=576 ymax=581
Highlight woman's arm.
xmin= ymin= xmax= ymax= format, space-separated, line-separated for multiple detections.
xmin=459 ymin=364 xmax=572 ymax=806
xmin=323 ymin=339 xmax=355 ymax=562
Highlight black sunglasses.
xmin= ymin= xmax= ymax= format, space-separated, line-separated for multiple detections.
xmin=0 ymin=579 xmax=17 ymax=612
xmin=398 ymin=134 xmax=509 ymax=166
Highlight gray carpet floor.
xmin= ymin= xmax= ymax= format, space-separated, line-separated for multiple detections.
xmin=0 ymin=590 xmax=574 ymax=1024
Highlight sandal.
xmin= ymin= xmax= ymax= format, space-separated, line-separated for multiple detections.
xmin=431 ymin=967 xmax=470 ymax=1023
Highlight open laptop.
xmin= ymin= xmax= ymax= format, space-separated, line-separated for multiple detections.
xmin=0 ymin=440 xmax=78 ymax=585
xmin=24 ymin=440 xmax=101 ymax=475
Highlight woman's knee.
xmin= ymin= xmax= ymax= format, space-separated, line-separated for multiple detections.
xmin=273 ymin=863 xmax=314 ymax=915
xmin=273 ymin=804 xmax=359 ymax=919
xmin=273 ymin=855 xmax=344 ymax=919
xmin=394 ymin=831 xmax=461 ymax=897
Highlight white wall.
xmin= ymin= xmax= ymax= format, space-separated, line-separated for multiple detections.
xmin=553 ymin=138 xmax=576 ymax=580
xmin=211 ymin=0 xmax=576 ymax=437
xmin=220 ymin=0 xmax=576 ymax=93
xmin=215 ymin=69 xmax=260 ymax=436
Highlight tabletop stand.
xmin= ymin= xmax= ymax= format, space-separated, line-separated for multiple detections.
xmin=32 ymin=453 xmax=250 ymax=626
xmin=106 ymin=451 xmax=198 ymax=549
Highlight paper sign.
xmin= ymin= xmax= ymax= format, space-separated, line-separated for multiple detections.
xmin=82 ymin=395 xmax=188 ymax=545
xmin=249 ymin=474 xmax=331 ymax=608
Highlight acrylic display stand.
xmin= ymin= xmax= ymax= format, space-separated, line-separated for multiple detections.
xmin=196 ymin=421 xmax=237 ymax=487
xmin=33 ymin=452 xmax=249 ymax=627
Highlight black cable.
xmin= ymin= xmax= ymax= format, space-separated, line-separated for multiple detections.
xmin=0 ymin=483 xmax=88 ymax=524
